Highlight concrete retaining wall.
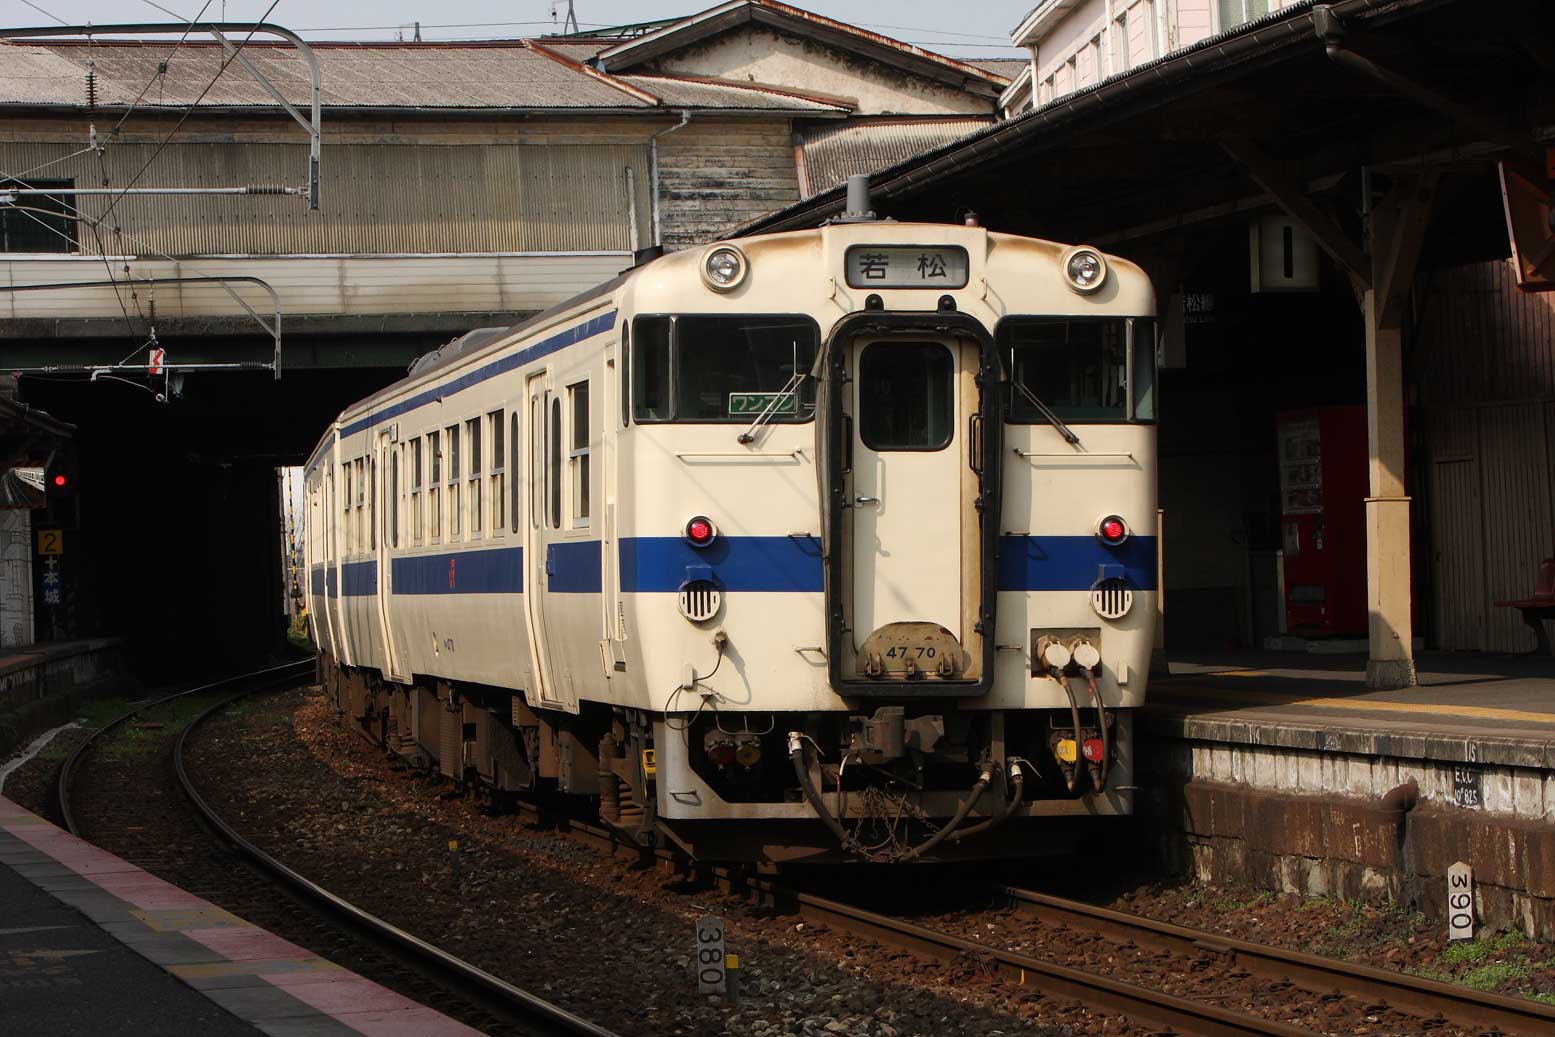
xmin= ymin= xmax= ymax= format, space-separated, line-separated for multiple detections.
xmin=0 ymin=639 xmax=131 ymax=755
xmin=1140 ymin=713 xmax=1555 ymax=937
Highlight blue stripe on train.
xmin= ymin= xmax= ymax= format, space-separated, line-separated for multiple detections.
xmin=996 ymin=535 xmax=1157 ymax=592
xmin=392 ymin=547 xmax=523 ymax=594
xmin=618 ymin=536 xmax=823 ymax=593
xmin=339 ymin=311 xmax=617 ymax=438
xmin=326 ymin=534 xmax=1158 ymax=598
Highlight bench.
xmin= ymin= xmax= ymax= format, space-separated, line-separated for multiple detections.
xmin=1494 ymin=558 xmax=1555 ymax=655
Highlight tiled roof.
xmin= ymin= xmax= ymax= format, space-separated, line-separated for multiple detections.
xmin=798 ymin=117 xmax=994 ymax=196
xmin=0 ymin=39 xmax=846 ymax=112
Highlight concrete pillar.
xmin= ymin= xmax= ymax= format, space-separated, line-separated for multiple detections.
xmin=1363 ymin=288 xmax=1416 ymax=689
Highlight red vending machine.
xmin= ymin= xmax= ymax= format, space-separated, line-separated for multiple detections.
xmin=1278 ymin=406 xmax=1368 ymax=638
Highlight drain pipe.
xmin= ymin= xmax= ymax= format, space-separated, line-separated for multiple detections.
xmin=648 ymin=110 xmax=691 ymax=248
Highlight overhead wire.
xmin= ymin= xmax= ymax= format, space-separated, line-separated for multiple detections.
xmin=98 ymin=0 xmax=282 ymax=225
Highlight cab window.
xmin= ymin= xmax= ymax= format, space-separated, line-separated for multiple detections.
xmin=1001 ymin=317 xmax=1156 ymax=423
xmin=631 ymin=314 xmax=818 ymax=424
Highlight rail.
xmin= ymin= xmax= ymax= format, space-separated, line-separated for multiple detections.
xmin=56 ymin=659 xmax=619 ymax=1037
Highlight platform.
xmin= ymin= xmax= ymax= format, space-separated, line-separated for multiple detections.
xmin=1147 ymin=651 xmax=1555 ymax=769
xmin=0 ymin=795 xmax=481 ymax=1037
xmin=1138 ymin=652 xmax=1555 ymax=937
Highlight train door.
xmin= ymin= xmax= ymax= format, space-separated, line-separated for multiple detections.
xmin=374 ymin=429 xmax=407 ymax=682
xmin=328 ymin=440 xmax=352 ymax=668
xmin=317 ymin=471 xmax=339 ymax=661
xmin=523 ymin=371 xmax=578 ymax=712
xmin=848 ymin=337 xmax=970 ymax=672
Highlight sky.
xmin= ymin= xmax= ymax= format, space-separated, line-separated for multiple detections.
xmin=2 ymin=0 xmax=1030 ymax=58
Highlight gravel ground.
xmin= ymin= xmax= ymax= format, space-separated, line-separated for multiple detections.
xmin=1100 ymin=884 xmax=1555 ymax=1007
xmin=186 ymin=688 xmax=1134 ymax=1037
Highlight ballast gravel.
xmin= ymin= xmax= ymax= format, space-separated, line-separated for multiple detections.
xmin=185 ymin=688 xmax=1112 ymax=1037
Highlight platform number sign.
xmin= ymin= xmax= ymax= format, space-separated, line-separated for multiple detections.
xmin=1448 ymin=861 xmax=1475 ymax=941
xmin=695 ymin=915 xmax=726 ymax=994
xmin=36 ymin=529 xmax=63 ymax=555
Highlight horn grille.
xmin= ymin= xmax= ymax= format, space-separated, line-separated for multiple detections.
xmin=1090 ymin=578 xmax=1133 ymax=620
xmin=678 ymin=579 xmax=722 ymax=623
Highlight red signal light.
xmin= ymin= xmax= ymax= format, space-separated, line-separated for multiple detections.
xmin=52 ymin=474 xmax=67 ymax=488
xmin=1098 ymin=515 xmax=1128 ymax=546
xmin=685 ymin=515 xmax=716 ymax=548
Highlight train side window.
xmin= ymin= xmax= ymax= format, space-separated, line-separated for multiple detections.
xmin=341 ymin=463 xmax=351 ymax=554
xmin=620 ymin=325 xmax=631 ymax=428
xmin=1129 ymin=318 xmax=1157 ymax=421
xmin=509 ymin=413 xmax=521 ymax=534
xmin=428 ymin=430 xmax=441 ymax=542
xmin=488 ymin=411 xmax=505 ymax=535
xmin=410 ymin=438 xmax=423 ymax=543
xmin=446 ymin=424 xmax=461 ymax=538
xmin=549 ymin=397 xmax=562 ymax=529
xmin=631 ymin=316 xmax=671 ymax=422
xmin=369 ymin=457 xmax=376 ymax=551
xmin=466 ymin=416 xmax=482 ymax=537
xmin=530 ymin=394 xmax=544 ymax=529
xmin=356 ymin=458 xmax=366 ymax=553
xmin=568 ymin=381 xmax=590 ymax=526
xmin=390 ymin=450 xmax=400 ymax=548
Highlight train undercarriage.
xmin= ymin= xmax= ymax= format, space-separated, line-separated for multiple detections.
xmin=319 ymin=657 xmax=1131 ymax=864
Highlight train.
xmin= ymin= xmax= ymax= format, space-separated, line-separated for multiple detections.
xmin=304 ymin=183 xmax=1158 ymax=864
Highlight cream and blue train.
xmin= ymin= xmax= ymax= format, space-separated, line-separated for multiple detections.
xmin=304 ymin=196 xmax=1158 ymax=863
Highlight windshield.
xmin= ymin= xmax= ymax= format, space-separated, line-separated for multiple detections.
xmin=632 ymin=315 xmax=818 ymax=424
xmin=1001 ymin=317 xmax=1155 ymax=423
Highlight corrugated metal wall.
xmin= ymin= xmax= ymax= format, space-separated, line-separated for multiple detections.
xmin=1418 ymin=259 xmax=1555 ymax=652
xmin=0 ymin=142 xmax=652 ymax=255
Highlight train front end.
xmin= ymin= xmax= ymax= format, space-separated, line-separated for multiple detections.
xmin=620 ymin=215 xmax=1156 ymax=863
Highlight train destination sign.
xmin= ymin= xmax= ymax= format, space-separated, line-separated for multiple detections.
xmin=844 ymin=245 xmax=969 ymax=289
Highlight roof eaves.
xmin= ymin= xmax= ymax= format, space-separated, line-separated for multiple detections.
xmin=525 ymin=38 xmax=661 ymax=106
xmin=624 ymin=71 xmax=856 ymax=111
xmin=599 ymin=0 xmax=1006 ymax=93
xmin=998 ymin=63 xmax=1033 ymax=109
xmin=734 ymin=0 xmax=1443 ymax=236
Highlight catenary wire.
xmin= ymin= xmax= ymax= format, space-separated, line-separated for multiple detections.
xmin=97 ymin=0 xmax=281 ymax=225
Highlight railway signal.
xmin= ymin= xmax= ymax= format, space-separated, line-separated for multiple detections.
xmin=44 ymin=451 xmax=77 ymax=498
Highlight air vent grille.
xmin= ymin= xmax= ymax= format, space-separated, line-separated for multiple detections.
xmin=1090 ymin=578 xmax=1134 ymax=620
xmin=678 ymin=579 xmax=722 ymax=623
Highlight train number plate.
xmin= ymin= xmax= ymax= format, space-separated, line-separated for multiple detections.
xmin=858 ymin=622 xmax=964 ymax=679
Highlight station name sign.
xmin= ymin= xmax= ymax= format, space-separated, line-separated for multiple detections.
xmin=844 ymin=245 xmax=969 ymax=289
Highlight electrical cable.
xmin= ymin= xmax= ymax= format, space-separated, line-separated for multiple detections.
xmin=98 ymin=0 xmax=281 ymax=225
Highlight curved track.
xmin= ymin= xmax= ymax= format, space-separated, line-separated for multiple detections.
xmin=58 ymin=660 xmax=620 ymax=1037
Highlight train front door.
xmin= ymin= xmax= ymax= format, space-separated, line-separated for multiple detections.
xmin=847 ymin=336 xmax=972 ymax=678
xmin=375 ymin=429 xmax=407 ymax=683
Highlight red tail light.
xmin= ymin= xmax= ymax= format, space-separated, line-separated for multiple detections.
xmin=1098 ymin=515 xmax=1128 ymax=546
xmin=685 ymin=515 xmax=716 ymax=548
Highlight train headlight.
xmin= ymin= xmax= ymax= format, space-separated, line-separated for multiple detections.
xmin=702 ymin=245 xmax=748 ymax=291
xmin=1062 ymin=247 xmax=1107 ymax=294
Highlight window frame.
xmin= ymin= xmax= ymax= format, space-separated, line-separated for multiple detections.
xmin=567 ymin=381 xmax=591 ymax=528
xmin=428 ymin=429 xmax=442 ymax=542
xmin=856 ymin=341 xmax=956 ymax=453
xmin=488 ymin=410 xmax=505 ymax=536
xmin=446 ymin=424 xmax=461 ymax=538
xmin=996 ymin=314 xmax=1158 ymax=426
xmin=466 ymin=416 xmax=482 ymax=537
xmin=0 ymin=178 xmax=79 ymax=253
xmin=629 ymin=313 xmax=822 ymax=426
xmin=410 ymin=437 xmax=423 ymax=544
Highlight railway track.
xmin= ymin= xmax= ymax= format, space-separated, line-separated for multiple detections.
xmin=57 ymin=660 xmax=619 ymax=1037
xmin=505 ymin=798 xmax=1555 ymax=1037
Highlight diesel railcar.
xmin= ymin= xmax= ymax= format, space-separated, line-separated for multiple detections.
xmin=304 ymin=199 xmax=1158 ymax=863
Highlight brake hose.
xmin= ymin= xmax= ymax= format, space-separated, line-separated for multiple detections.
xmin=1083 ymin=669 xmax=1111 ymax=793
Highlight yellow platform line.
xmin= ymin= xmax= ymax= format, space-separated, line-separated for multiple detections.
xmin=1159 ymin=683 xmax=1555 ymax=727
